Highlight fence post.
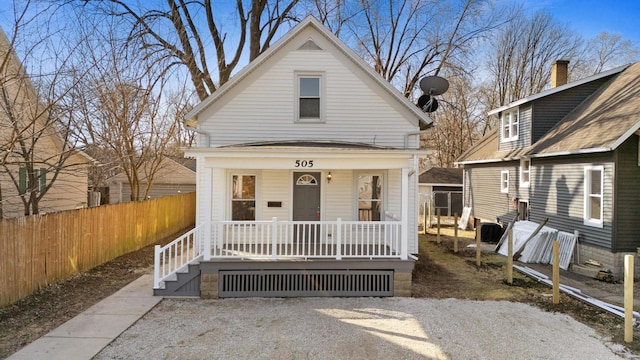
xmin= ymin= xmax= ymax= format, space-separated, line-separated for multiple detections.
xmin=475 ymin=219 xmax=482 ymax=266
xmin=336 ymin=218 xmax=342 ymax=260
xmin=153 ymin=245 xmax=161 ymax=289
xmin=437 ymin=208 xmax=441 ymax=244
xmin=271 ymin=217 xmax=278 ymax=260
xmin=553 ymin=241 xmax=560 ymax=304
xmin=507 ymin=228 xmax=513 ymax=284
xmin=625 ymin=254 xmax=634 ymax=343
xmin=454 ymin=212 xmax=459 ymax=253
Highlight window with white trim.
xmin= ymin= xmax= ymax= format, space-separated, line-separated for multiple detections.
xmin=232 ymin=174 xmax=256 ymax=220
xmin=501 ymin=108 xmax=519 ymax=141
xmin=520 ymin=159 xmax=530 ymax=188
xmin=500 ymin=170 xmax=509 ymax=193
xmin=357 ymin=174 xmax=383 ymax=221
xmin=296 ymin=74 xmax=323 ymax=121
xmin=584 ymin=166 xmax=604 ymax=227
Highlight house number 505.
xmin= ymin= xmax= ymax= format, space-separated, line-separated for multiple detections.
xmin=295 ymin=160 xmax=314 ymax=168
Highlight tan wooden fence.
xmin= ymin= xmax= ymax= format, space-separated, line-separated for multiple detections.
xmin=0 ymin=192 xmax=196 ymax=307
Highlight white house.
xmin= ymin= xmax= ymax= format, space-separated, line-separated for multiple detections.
xmin=153 ymin=16 xmax=431 ymax=298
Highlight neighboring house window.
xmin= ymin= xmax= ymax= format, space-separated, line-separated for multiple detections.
xmin=297 ymin=73 xmax=323 ymax=121
xmin=584 ymin=166 xmax=604 ymax=227
xmin=520 ymin=159 xmax=530 ymax=188
xmin=500 ymin=170 xmax=509 ymax=193
xmin=232 ymin=175 xmax=256 ymax=220
xmin=501 ymin=108 xmax=519 ymax=141
xmin=357 ymin=174 xmax=382 ymax=221
xmin=18 ymin=167 xmax=46 ymax=194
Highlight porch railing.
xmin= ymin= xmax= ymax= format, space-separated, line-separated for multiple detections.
xmin=154 ymin=226 xmax=203 ymax=289
xmin=204 ymin=218 xmax=403 ymax=261
xmin=154 ymin=218 xmax=405 ymax=289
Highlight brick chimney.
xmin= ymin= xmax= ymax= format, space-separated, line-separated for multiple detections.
xmin=551 ymin=60 xmax=569 ymax=88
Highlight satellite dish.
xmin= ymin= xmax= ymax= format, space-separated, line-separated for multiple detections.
xmin=417 ymin=94 xmax=438 ymax=113
xmin=419 ymin=75 xmax=449 ymax=95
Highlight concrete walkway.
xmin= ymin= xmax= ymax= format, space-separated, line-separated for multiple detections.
xmin=8 ymin=274 xmax=161 ymax=360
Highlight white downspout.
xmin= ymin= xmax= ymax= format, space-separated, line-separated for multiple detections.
xmin=185 ymin=121 xmax=211 ymax=148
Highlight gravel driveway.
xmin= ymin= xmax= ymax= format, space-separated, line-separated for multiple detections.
xmin=95 ymin=297 xmax=634 ymax=359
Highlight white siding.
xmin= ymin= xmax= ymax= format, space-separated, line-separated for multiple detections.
xmin=324 ymin=170 xmax=353 ymax=220
xmin=198 ymin=29 xmax=418 ymax=149
xmin=387 ymin=169 xmax=401 ymax=219
xmin=261 ymin=170 xmax=290 ymax=220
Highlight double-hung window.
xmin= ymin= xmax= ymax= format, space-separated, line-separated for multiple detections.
xmin=501 ymin=108 xmax=519 ymax=141
xmin=357 ymin=174 xmax=383 ymax=221
xmin=297 ymin=73 xmax=323 ymax=121
xmin=500 ymin=170 xmax=509 ymax=193
xmin=584 ymin=166 xmax=604 ymax=227
xmin=520 ymin=159 xmax=530 ymax=188
xmin=232 ymin=175 xmax=256 ymax=220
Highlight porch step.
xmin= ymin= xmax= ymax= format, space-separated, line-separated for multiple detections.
xmin=154 ymin=263 xmax=201 ymax=296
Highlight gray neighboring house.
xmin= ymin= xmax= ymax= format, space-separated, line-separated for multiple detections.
xmin=108 ymin=156 xmax=196 ymax=203
xmin=457 ymin=61 xmax=640 ymax=277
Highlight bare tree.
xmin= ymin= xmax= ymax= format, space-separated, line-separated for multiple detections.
xmin=422 ymin=74 xmax=484 ymax=167
xmin=345 ymin=0 xmax=504 ymax=98
xmin=78 ymin=0 xmax=300 ymax=101
xmin=0 ymin=1 xmax=90 ymax=217
xmin=571 ymin=32 xmax=639 ymax=80
xmin=484 ymin=10 xmax=583 ymax=108
xmin=70 ymin=16 xmax=183 ymax=202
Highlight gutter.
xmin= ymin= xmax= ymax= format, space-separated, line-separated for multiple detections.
xmin=184 ymin=119 xmax=211 ymax=148
xmin=404 ymin=127 xmax=433 ymax=149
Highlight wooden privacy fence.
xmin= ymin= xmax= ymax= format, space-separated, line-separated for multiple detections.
xmin=0 ymin=192 xmax=196 ymax=307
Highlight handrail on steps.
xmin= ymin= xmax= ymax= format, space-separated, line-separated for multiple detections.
xmin=154 ymin=225 xmax=203 ymax=289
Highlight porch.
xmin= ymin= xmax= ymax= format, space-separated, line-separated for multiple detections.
xmin=153 ymin=218 xmax=414 ymax=298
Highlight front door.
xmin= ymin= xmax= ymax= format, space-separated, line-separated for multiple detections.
xmin=293 ymin=172 xmax=321 ymax=242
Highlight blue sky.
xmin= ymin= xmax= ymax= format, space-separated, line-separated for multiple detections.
xmin=514 ymin=0 xmax=640 ymax=45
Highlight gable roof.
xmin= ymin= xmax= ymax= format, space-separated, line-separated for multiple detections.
xmin=419 ymin=167 xmax=463 ymax=185
xmin=487 ymin=64 xmax=630 ymax=116
xmin=457 ymin=61 xmax=640 ymax=165
xmin=185 ymin=16 xmax=431 ymax=128
xmin=528 ymin=62 xmax=640 ymax=158
xmin=108 ymin=156 xmax=196 ymax=185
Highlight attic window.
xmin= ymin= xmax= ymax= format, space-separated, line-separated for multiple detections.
xmin=296 ymin=73 xmax=324 ymax=122
xmin=501 ymin=108 xmax=519 ymax=142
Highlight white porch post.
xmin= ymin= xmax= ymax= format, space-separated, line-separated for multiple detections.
xmin=401 ymin=167 xmax=409 ymax=260
xmin=153 ymin=245 xmax=161 ymax=288
xmin=202 ymin=167 xmax=213 ymax=261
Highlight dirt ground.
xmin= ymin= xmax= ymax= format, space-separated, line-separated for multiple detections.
xmin=1 ymin=226 xmax=639 ymax=358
